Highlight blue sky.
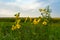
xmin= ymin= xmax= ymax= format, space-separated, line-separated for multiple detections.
xmin=0 ymin=0 xmax=60 ymax=17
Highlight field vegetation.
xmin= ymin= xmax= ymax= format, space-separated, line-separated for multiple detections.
xmin=0 ymin=17 xmax=60 ymax=40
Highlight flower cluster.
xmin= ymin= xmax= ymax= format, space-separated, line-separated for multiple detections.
xmin=11 ymin=13 xmax=21 ymax=30
xmin=33 ymin=18 xmax=41 ymax=25
xmin=39 ymin=6 xmax=51 ymax=25
xmin=11 ymin=6 xmax=51 ymax=30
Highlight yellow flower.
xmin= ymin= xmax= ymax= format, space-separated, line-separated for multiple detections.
xmin=15 ymin=14 xmax=19 ymax=19
xmin=11 ymin=13 xmax=21 ymax=30
xmin=11 ymin=25 xmax=16 ymax=30
xmin=16 ymin=24 xmax=21 ymax=29
xmin=42 ymin=21 xmax=47 ymax=25
xmin=37 ymin=19 xmax=41 ymax=23
xmin=15 ymin=13 xmax=20 ymax=20
xmin=33 ymin=19 xmax=38 ymax=25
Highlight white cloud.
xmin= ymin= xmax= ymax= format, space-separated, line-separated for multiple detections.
xmin=4 ymin=0 xmax=45 ymax=10
xmin=0 ymin=9 xmax=14 ymax=17
xmin=0 ymin=0 xmax=50 ymax=17
xmin=20 ymin=2 xmax=44 ymax=10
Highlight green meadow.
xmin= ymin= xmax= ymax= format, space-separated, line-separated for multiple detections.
xmin=0 ymin=18 xmax=60 ymax=40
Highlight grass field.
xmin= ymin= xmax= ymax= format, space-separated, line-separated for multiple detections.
xmin=0 ymin=18 xmax=60 ymax=40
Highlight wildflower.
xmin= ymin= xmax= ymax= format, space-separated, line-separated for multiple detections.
xmin=15 ymin=13 xmax=20 ymax=20
xmin=11 ymin=25 xmax=16 ymax=30
xmin=42 ymin=21 xmax=47 ymax=25
xmin=16 ymin=24 xmax=21 ymax=29
xmin=11 ymin=12 xmax=21 ymax=30
xmin=37 ymin=19 xmax=41 ymax=23
xmin=15 ymin=14 xmax=19 ymax=19
xmin=33 ymin=19 xmax=38 ymax=25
